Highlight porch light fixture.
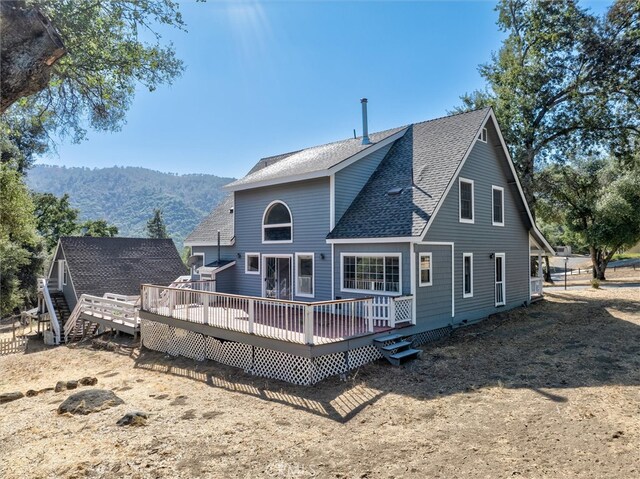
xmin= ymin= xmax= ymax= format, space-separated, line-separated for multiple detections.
xmin=237 ymin=252 xmax=241 ymax=258
xmin=320 ymin=253 xmax=325 ymax=260
xmin=489 ymin=253 xmax=494 ymax=259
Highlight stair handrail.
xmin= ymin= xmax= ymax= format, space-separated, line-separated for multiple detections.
xmin=64 ymin=294 xmax=140 ymax=342
xmin=39 ymin=278 xmax=61 ymax=345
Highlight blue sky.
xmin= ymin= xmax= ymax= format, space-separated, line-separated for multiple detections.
xmin=39 ymin=1 xmax=610 ymax=179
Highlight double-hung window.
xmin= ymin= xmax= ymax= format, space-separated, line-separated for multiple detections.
xmin=459 ymin=178 xmax=474 ymax=223
xmin=463 ymin=253 xmax=473 ymax=298
xmin=295 ymin=253 xmax=314 ymax=297
xmin=492 ymin=186 xmax=504 ymax=226
xmin=342 ymin=254 xmax=401 ymax=294
xmin=419 ymin=253 xmax=432 ymax=286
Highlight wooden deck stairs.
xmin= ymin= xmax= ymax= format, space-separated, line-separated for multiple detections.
xmin=374 ymin=333 xmax=422 ymax=366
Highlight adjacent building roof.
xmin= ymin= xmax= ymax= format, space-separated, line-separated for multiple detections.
xmin=225 ymin=126 xmax=407 ymax=191
xmin=58 ymin=237 xmax=188 ymax=298
xmin=328 ymin=108 xmax=491 ymax=238
xmin=184 ymin=194 xmax=235 ymax=246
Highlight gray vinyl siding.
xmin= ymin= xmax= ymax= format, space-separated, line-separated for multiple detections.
xmin=190 ymin=245 xmax=237 ymax=293
xmin=413 ymin=243 xmax=452 ymax=329
xmin=333 ymin=243 xmax=411 ymax=299
xmin=233 ymin=178 xmax=332 ymax=301
xmin=334 ymin=143 xmax=393 ymax=225
xmin=423 ymin=121 xmax=530 ymax=324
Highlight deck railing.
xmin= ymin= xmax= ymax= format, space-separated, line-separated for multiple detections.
xmin=38 ymin=278 xmax=60 ymax=344
xmin=530 ymin=277 xmax=543 ymax=296
xmin=64 ymin=294 xmax=139 ymax=342
xmin=141 ymin=284 xmax=377 ymax=345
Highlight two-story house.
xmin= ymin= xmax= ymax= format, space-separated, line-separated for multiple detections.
xmin=139 ymin=103 xmax=553 ymax=385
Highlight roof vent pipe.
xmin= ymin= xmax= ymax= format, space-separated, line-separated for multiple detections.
xmin=361 ymin=98 xmax=370 ymax=145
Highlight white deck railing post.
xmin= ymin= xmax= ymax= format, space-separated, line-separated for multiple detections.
xmin=304 ymin=304 xmax=314 ymax=345
xmin=248 ymin=299 xmax=255 ymax=334
xmin=202 ymin=292 xmax=209 ymax=324
xmin=366 ymin=299 xmax=374 ymax=333
xmin=389 ymin=297 xmax=396 ymax=328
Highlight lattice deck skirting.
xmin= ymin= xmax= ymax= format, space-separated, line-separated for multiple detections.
xmin=140 ymin=320 xmax=452 ymax=386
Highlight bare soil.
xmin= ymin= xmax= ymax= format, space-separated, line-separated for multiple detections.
xmin=1 ymin=287 xmax=639 ymax=478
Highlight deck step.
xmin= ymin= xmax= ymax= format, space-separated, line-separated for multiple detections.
xmin=380 ymin=340 xmax=413 ymax=352
xmin=389 ymin=348 xmax=421 ymax=360
xmin=373 ymin=333 xmax=403 ymax=343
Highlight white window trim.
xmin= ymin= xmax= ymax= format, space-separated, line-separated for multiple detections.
xmin=339 ymin=252 xmax=402 ymax=296
xmin=245 ymin=252 xmax=260 ymax=275
xmin=295 ymin=252 xmax=315 ymax=299
xmin=59 ymin=260 xmax=67 ymax=286
xmin=492 ymin=185 xmax=505 ymax=227
xmin=478 ymin=127 xmax=488 ymax=143
xmin=463 ymin=253 xmax=473 ymax=298
xmin=261 ymin=254 xmax=293 ymax=299
xmin=418 ymin=252 xmax=433 ymax=287
xmin=459 ymin=178 xmax=475 ymax=224
xmin=191 ymin=252 xmax=205 ymax=275
xmin=495 ymin=252 xmax=506 ymax=307
xmin=262 ymin=200 xmax=293 ymax=244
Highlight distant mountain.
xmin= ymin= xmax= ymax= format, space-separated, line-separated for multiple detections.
xmin=26 ymin=165 xmax=235 ymax=249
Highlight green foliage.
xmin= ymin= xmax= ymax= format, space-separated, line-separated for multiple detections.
xmin=537 ymin=157 xmax=640 ymax=279
xmin=0 ymin=165 xmax=44 ymax=316
xmin=146 ymin=208 xmax=168 ymax=239
xmin=79 ymin=219 xmax=118 ymax=237
xmin=26 ymin=165 xmax=233 ymax=247
xmin=12 ymin=0 xmax=186 ymax=144
xmin=455 ymin=0 xmax=640 ymax=202
xmin=591 ymin=278 xmax=601 ymax=289
xmin=32 ymin=192 xmax=79 ymax=251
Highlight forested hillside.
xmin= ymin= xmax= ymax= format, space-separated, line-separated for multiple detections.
xmin=26 ymin=165 xmax=234 ymax=247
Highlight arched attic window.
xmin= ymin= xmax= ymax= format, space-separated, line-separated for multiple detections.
xmin=262 ymin=201 xmax=293 ymax=243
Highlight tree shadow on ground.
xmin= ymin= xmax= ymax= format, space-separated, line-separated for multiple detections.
xmin=131 ymin=290 xmax=640 ymax=423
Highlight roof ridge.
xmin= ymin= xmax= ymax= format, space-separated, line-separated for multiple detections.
xmin=409 ymin=106 xmax=492 ymax=128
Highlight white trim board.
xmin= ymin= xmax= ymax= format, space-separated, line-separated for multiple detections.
xmin=327 ymin=236 xmax=415 ymax=244
xmin=224 ymin=128 xmax=408 ymax=192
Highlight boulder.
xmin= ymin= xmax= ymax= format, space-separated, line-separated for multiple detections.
xmin=116 ymin=411 xmax=148 ymax=427
xmin=58 ymin=389 xmax=124 ymax=415
xmin=25 ymin=389 xmax=39 ymax=397
xmin=54 ymin=381 xmax=67 ymax=392
xmin=66 ymin=380 xmax=78 ymax=390
xmin=0 ymin=391 xmax=24 ymax=404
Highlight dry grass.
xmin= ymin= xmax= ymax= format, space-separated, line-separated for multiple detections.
xmin=548 ymin=267 xmax=640 ymax=287
xmin=1 ymin=287 xmax=639 ymax=478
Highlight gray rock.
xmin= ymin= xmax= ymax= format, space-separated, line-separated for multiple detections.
xmin=78 ymin=377 xmax=98 ymax=386
xmin=54 ymin=381 xmax=67 ymax=392
xmin=0 ymin=391 xmax=24 ymax=404
xmin=25 ymin=389 xmax=39 ymax=397
xmin=66 ymin=380 xmax=78 ymax=390
xmin=58 ymin=389 xmax=124 ymax=415
xmin=116 ymin=411 xmax=148 ymax=426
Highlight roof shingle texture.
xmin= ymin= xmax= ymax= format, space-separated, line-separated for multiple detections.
xmin=226 ymin=126 xmax=406 ymax=188
xmin=184 ymin=194 xmax=234 ymax=245
xmin=328 ymin=108 xmax=491 ymax=238
xmin=60 ymin=237 xmax=188 ymax=298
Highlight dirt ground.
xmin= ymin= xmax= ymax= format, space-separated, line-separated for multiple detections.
xmin=1 ymin=287 xmax=639 ymax=479
xmin=548 ymin=267 xmax=640 ymax=287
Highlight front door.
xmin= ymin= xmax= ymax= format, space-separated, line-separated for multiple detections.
xmin=264 ymin=256 xmax=292 ymax=300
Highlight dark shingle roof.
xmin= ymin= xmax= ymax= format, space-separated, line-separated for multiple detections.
xmin=184 ymin=194 xmax=234 ymax=245
xmin=59 ymin=237 xmax=188 ymax=298
xmin=328 ymin=108 xmax=491 ymax=238
xmin=225 ymin=126 xmax=407 ymax=189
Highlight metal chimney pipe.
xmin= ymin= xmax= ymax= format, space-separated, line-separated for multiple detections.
xmin=361 ymin=98 xmax=370 ymax=145
xmin=217 ymin=230 xmax=221 ymax=264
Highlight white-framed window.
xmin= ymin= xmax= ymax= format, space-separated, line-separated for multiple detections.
xmin=478 ymin=127 xmax=488 ymax=143
xmin=459 ymin=178 xmax=474 ymax=223
xmin=245 ymin=253 xmax=260 ymax=274
xmin=492 ymin=186 xmax=504 ymax=226
xmin=262 ymin=200 xmax=293 ymax=243
xmin=463 ymin=253 xmax=473 ymax=298
xmin=341 ymin=253 xmax=401 ymax=295
xmin=62 ymin=261 xmax=68 ymax=286
xmin=295 ymin=253 xmax=314 ymax=298
xmin=419 ymin=252 xmax=432 ymax=287
xmin=191 ymin=252 xmax=205 ymax=275
xmin=495 ymin=253 xmax=506 ymax=306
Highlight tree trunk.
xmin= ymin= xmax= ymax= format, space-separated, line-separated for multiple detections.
xmin=0 ymin=1 xmax=66 ymax=113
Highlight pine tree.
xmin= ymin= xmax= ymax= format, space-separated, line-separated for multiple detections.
xmin=146 ymin=209 xmax=168 ymax=239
